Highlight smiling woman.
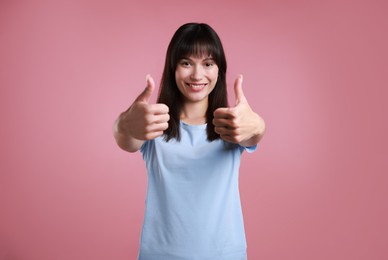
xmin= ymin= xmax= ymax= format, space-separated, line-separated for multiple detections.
xmin=113 ymin=23 xmax=265 ymax=260
xmin=158 ymin=23 xmax=229 ymax=142
xmin=175 ymin=55 xmax=219 ymax=124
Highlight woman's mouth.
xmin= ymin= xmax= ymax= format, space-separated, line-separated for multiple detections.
xmin=186 ymin=83 xmax=207 ymax=91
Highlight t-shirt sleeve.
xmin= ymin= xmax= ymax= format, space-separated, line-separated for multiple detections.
xmin=140 ymin=140 xmax=151 ymax=161
xmin=240 ymin=144 xmax=257 ymax=153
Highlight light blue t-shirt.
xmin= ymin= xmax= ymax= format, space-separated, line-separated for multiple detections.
xmin=138 ymin=121 xmax=256 ymax=260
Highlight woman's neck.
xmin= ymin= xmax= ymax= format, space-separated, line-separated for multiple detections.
xmin=180 ymin=99 xmax=208 ymax=125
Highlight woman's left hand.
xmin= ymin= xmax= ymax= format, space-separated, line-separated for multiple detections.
xmin=213 ymin=75 xmax=265 ymax=146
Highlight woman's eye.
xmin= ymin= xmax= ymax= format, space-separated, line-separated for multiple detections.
xmin=205 ymin=62 xmax=215 ymax=68
xmin=181 ymin=61 xmax=191 ymax=67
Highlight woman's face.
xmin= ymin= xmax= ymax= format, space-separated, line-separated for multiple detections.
xmin=175 ymin=55 xmax=219 ymax=105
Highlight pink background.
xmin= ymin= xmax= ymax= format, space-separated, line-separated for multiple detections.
xmin=1 ymin=0 xmax=387 ymax=259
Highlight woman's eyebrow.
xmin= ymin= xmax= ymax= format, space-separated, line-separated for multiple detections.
xmin=180 ymin=56 xmax=214 ymax=61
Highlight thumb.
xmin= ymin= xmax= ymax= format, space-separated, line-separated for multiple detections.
xmin=135 ymin=74 xmax=155 ymax=103
xmin=234 ymin=74 xmax=247 ymax=106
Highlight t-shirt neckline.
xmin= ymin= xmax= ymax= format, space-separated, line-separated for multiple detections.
xmin=180 ymin=120 xmax=207 ymax=130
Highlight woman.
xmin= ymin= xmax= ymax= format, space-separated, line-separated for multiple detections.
xmin=114 ymin=23 xmax=265 ymax=260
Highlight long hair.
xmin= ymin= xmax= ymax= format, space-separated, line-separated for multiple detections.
xmin=157 ymin=23 xmax=228 ymax=142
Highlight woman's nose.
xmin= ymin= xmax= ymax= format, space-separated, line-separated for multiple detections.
xmin=190 ymin=65 xmax=204 ymax=81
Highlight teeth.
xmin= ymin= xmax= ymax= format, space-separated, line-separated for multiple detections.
xmin=189 ymin=84 xmax=206 ymax=89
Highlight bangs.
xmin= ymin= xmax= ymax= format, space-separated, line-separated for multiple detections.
xmin=179 ymin=40 xmax=218 ymax=59
xmin=172 ymin=29 xmax=221 ymax=66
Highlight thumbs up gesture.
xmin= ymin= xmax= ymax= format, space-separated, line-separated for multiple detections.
xmin=114 ymin=75 xmax=170 ymax=152
xmin=213 ymin=75 xmax=265 ymax=146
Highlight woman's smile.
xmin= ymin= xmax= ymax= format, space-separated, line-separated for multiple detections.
xmin=185 ymin=82 xmax=208 ymax=92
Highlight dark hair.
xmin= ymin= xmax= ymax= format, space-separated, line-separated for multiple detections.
xmin=157 ymin=23 xmax=228 ymax=142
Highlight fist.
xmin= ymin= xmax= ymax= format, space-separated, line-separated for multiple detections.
xmin=118 ymin=75 xmax=170 ymax=140
xmin=213 ymin=75 xmax=265 ymax=145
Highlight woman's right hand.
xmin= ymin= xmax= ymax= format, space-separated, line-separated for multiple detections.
xmin=114 ymin=75 xmax=170 ymax=152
